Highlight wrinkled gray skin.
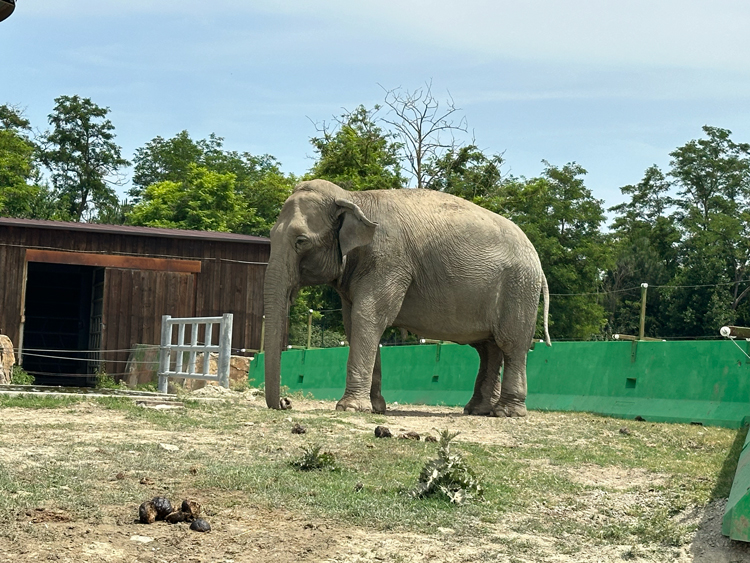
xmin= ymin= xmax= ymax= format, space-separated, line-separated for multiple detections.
xmin=263 ymin=179 xmax=550 ymax=416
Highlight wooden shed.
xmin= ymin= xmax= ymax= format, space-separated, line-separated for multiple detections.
xmin=0 ymin=218 xmax=269 ymax=385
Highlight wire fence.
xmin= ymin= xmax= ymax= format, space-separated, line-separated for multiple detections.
xmin=5 ymin=274 xmax=749 ymax=381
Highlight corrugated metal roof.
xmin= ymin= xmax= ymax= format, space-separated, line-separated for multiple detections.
xmin=0 ymin=217 xmax=270 ymax=244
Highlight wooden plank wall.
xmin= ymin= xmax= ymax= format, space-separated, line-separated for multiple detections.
xmin=0 ymin=237 xmax=25 ymax=344
xmin=0 ymin=224 xmax=269 ymax=380
xmin=102 ymin=269 xmax=197 ymax=376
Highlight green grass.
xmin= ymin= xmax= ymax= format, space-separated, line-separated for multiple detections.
xmin=0 ymin=397 xmax=743 ymax=552
xmin=0 ymin=395 xmax=83 ymax=409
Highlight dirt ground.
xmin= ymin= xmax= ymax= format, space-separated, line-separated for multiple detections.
xmin=1 ymin=393 xmax=750 ymax=563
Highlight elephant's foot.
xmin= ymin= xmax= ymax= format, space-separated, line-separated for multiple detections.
xmin=371 ymin=395 xmax=386 ymax=415
xmin=491 ymin=402 xmax=528 ymax=418
xmin=335 ymin=395 xmax=373 ymax=413
xmin=463 ymin=399 xmax=494 ymax=416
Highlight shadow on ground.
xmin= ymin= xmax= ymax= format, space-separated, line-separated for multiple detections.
xmin=691 ymin=425 xmax=750 ymax=562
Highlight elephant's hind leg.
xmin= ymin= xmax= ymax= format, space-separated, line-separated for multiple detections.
xmin=370 ymin=348 xmax=386 ymax=414
xmin=463 ymin=341 xmax=503 ymax=416
xmin=491 ymin=346 xmax=528 ymax=418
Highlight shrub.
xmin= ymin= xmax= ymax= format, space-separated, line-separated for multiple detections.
xmin=10 ymin=365 xmax=34 ymax=385
xmin=290 ymin=444 xmax=338 ymax=471
xmin=410 ymin=430 xmax=483 ymax=504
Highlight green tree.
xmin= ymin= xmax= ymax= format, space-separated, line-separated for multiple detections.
xmin=426 ymin=144 xmax=504 ymax=203
xmin=40 ymin=95 xmax=129 ymax=222
xmin=604 ymin=166 xmax=680 ymax=336
xmin=130 ymin=131 xmax=293 ymax=236
xmin=498 ymin=163 xmax=609 ymax=339
xmin=131 ymin=131 xmax=223 ymax=199
xmin=127 ymin=164 xmax=240 ymax=231
xmin=0 ymin=105 xmax=58 ymax=219
xmin=662 ymin=126 xmax=750 ymax=336
xmin=309 ymin=105 xmax=403 ymax=191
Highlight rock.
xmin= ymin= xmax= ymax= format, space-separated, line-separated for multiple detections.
xmin=123 ymin=344 xmax=160 ymax=388
xmin=634 ymin=415 xmax=645 ymax=422
xmin=291 ymin=423 xmax=306 ymax=434
xmin=619 ymin=427 xmax=631 ymax=435
xmin=115 ymin=472 xmax=126 ymax=480
xmin=181 ymin=500 xmax=201 ymax=519
xmin=165 ymin=511 xmax=189 ymax=524
xmin=280 ymin=397 xmax=292 ymax=410
xmin=424 ymin=435 xmax=438 ymax=443
xmin=159 ymin=443 xmax=179 ymax=452
xmin=354 ymin=482 xmax=364 ymax=492
xmin=374 ymin=426 xmax=392 ymax=438
xmin=130 ymin=535 xmax=155 ymax=543
xmin=139 ymin=477 xmax=154 ymax=485
xmin=151 ymin=497 xmax=173 ymax=520
xmin=190 ymin=518 xmax=211 ymax=532
xmin=399 ymin=431 xmax=421 ymax=441
xmin=138 ymin=501 xmax=157 ymax=524
xmin=0 ymin=335 xmax=15 ymax=385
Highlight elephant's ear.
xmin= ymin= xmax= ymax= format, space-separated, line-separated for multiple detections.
xmin=335 ymin=199 xmax=377 ymax=257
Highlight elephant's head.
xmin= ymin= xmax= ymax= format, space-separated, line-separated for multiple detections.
xmin=263 ymin=179 xmax=377 ymax=409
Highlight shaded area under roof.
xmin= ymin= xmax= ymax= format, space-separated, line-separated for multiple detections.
xmin=0 ymin=217 xmax=270 ymax=244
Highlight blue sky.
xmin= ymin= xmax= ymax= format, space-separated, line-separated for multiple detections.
xmin=3 ymin=1 xmax=750 ymax=214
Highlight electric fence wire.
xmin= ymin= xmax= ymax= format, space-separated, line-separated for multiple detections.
xmin=724 ymin=336 xmax=750 ymax=361
xmin=550 ymin=278 xmax=750 ymax=297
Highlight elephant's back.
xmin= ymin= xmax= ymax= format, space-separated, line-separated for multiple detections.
xmin=362 ymin=188 xmax=538 ymax=267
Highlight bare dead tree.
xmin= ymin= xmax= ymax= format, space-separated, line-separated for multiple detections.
xmin=380 ymin=81 xmax=468 ymax=189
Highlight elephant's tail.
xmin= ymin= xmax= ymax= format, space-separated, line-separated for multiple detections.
xmin=542 ymin=272 xmax=551 ymax=347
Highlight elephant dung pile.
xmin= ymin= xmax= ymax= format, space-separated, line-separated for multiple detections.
xmin=138 ymin=497 xmax=210 ymax=532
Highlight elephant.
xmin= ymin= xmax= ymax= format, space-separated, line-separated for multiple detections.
xmin=263 ymin=179 xmax=550 ymax=417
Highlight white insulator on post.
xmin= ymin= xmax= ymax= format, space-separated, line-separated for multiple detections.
xmin=720 ymin=326 xmax=732 ymax=338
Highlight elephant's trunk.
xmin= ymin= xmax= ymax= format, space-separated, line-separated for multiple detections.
xmin=263 ymin=258 xmax=295 ymax=409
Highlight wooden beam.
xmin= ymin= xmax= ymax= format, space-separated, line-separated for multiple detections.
xmin=25 ymin=249 xmax=202 ymax=273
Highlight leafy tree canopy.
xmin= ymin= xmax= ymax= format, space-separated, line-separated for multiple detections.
xmin=0 ymin=104 xmax=58 ymax=219
xmin=128 ymin=164 xmax=240 ymax=231
xmin=39 ymin=95 xmax=129 ymax=222
xmin=308 ymin=105 xmax=403 ymax=191
xmin=498 ymin=163 xmax=609 ymax=339
xmin=129 ymin=130 xmax=293 ymax=236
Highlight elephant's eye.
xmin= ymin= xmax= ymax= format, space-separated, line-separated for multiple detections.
xmin=295 ymin=235 xmax=310 ymax=250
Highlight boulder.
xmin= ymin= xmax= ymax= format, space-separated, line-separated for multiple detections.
xmin=0 ymin=335 xmax=16 ymax=385
xmin=123 ymin=344 xmax=160 ymax=387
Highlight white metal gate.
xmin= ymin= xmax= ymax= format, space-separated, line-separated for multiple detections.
xmin=157 ymin=314 xmax=233 ymax=393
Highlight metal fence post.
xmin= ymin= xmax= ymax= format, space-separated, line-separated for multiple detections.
xmin=217 ymin=313 xmax=233 ymax=389
xmin=158 ymin=315 xmax=171 ymax=393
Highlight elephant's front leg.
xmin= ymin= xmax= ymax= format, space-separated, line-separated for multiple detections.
xmin=336 ymin=299 xmax=392 ymax=413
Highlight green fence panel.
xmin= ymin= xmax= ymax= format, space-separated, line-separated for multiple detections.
xmin=723 ymin=429 xmax=750 ymax=542
xmin=248 ymin=339 xmax=750 ymax=427
xmin=525 ymin=340 xmax=750 ymax=428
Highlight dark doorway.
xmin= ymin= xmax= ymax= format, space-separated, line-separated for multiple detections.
xmin=22 ymin=262 xmax=104 ymax=386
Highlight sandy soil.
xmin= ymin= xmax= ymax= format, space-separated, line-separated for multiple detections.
xmin=1 ymin=394 xmax=749 ymax=563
